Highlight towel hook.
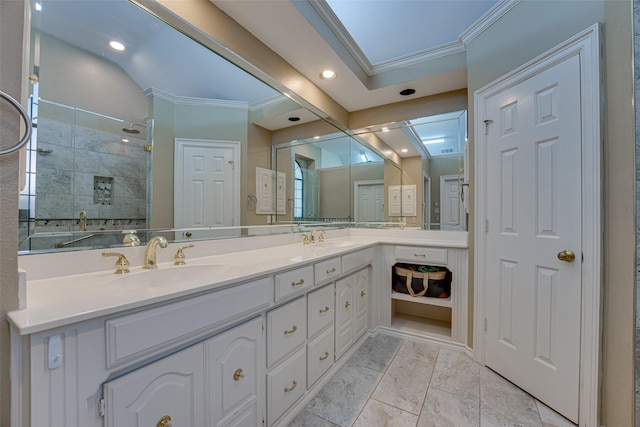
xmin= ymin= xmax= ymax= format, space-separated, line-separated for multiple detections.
xmin=0 ymin=90 xmax=32 ymax=156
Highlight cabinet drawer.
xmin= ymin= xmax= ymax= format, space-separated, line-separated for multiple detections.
xmin=106 ymin=277 xmax=272 ymax=369
xmin=307 ymin=284 xmax=334 ymax=339
xmin=314 ymin=257 xmax=341 ymax=285
xmin=307 ymin=327 xmax=334 ymax=388
xmin=395 ymin=246 xmax=448 ymax=265
xmin=267 ymin=297 xmax=306 ymax=366
xmin=342 ymin=247 xmax=374 ymax=273
xmin=267 ymin=347 xmax=306 ymax=425
xmin=274 ymin=265 xmax=314 ymax=302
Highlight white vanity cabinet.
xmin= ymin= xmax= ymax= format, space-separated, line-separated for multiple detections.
xmin=204 ymin=317 xmax=264 ymax=427
xmin=103 ymin=343 xmax=205 ymax=427
xmin=103 ymin=316 xmax=265 ymax=427
xmin=335 ymin=267 xmax=370 ymax=360
xmin=387 ymin=245 xmax=468 ymax=343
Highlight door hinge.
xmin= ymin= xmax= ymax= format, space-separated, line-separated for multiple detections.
xmin=262 ymin=416 xmax=265 ymax=425
xmin=484 ymin=318 xmax=488 ymax=332
xmin=98 ymin=397 xmax=106 ymax=417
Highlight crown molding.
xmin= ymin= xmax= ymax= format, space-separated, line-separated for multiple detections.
xmin=460 ymin=0 xmax=522 ymax=45
xmin=310 ymin=0 xmax=521 ymax=76
xmin=249 ymin=94 xmax=290 ymax=111
xmin=143 ymin=87 xmax=249 ymax=109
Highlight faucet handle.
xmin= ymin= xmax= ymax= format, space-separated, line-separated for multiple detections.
xmin=174 ymin=244 xmax=195 ymax=265
xmin=302 ymin=234 xmax=311 ymax=245
xmin=102 ymin=252 xmax=130 ymax=274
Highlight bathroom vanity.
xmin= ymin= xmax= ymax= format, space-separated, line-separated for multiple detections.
xmin=9 ymin=229 xmax=467 ymax=427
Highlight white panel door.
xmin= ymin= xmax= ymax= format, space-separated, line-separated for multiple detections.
xmin=388 ymin=185 xmax=401 ymax=216
xmin=440 ymin=175 xmax=464 ymax=230
xmin=484 ymin=54 xmax=582 ymax=422
xmin=175 ymin=139 xmax=239 ymax=237
xmin=256 ymin=167 xmax=274 ymax=215
xmin=355 ymin=182 xmax=384 ymax=222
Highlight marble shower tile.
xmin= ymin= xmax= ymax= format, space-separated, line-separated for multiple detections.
xmin=287 ymin=410 xmax=339 ymax=427
xmin=417 ymin=388 xmax=480 ymax=427
xmin=480 ymin=368 xmax=542 ymax=427
xmin=353 ymin=399 xmax=418 ymax=427
xmin=37 ymin=118 xmax=73 ymax=147
xmin=304 ymin=361 xmax=383 ymax=427
xmin=349 ymin=335 xmax=403 ymax=372
xmin=371 ymin=353 xmax=435 ymax=414
xmin=535 ymin=401 xmax=576 ymax=427
xmin=429 ymin=349 xmax=480 ymax=401
xmin=74 ymin=149 xmax=101 ymax=173
xmin=35 ymin=168 xmax=72 ymax=195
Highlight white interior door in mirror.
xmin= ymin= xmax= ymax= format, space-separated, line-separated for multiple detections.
xmin=388 ymin=185 xmax=416 ymax=217
xmin=256 ymin=167 xmax=286 ymax=215
xmin=440 ymin=175 xmax=465 ymax=230
xmin=174 ymin=139 xmax=240 ymax=230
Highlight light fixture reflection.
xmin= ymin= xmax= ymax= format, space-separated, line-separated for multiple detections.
xmin=423 ymin=138 xmax=445 ymax=145
xmin=320 ymin=69 xmax=336 ymax=80
xmin=109 ymin=41 xmax=125 ymax=51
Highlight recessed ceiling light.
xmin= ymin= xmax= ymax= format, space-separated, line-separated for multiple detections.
xmin=288 ymin=116 xmax=300 ymax=122
xmin=381 ymin=127 xmax=389 ymax=132
xmin=320 ymin=69 xmax=337 ymax=80
xmin=401 ymin=148 xmax=409 ymax=153
xmin=109 ymin=41 xmax=125 ymax=51
xmin=423 ymin=138 xmax=445 ymax=145
xmin=314 ymin=136 xmax=320 ymax=139
xmin=399 ymin=88 xmax=416 ymax=96
xmin=35 ymin=2 xmax=42 ymax=11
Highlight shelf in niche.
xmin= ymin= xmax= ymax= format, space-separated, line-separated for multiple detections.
xmin=391 ymin=291 xmax=452 ymax=308
xmin=390 ymin=313 xmax=452 ymax=339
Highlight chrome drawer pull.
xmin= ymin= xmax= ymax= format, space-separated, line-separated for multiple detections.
xmin=326 ymin=267 xmax=336 ymax=274
xmin=319 ymin=306 xmax=330 ymax=313
xmin=284 ymin=380 xmax=298 ymax=393
xmin=284 ymin=325 xmax=298 ymax=335
xmin=414 ymin=253 xmax=426 ymax=257
xmin=319 ymin=352 xmax=329 ymax=361
xmin=291 ymin=279 xmax=305 ymax=287
xmin=233 ymin=368 xmax=245 ymax=381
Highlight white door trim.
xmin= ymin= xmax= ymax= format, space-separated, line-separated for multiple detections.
xmin=423 ymin=172 xmax=431 ymax=230
xmin=174 ymin=138 xmax=241 ymax=228
xmin=473 ymin=24 xmax=601 ymax=426
xmin=354 ymin=179 xmax=384 ymax=222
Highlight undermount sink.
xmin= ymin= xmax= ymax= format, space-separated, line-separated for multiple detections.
xmin=106 ymin=264 xmax=230 ymax=288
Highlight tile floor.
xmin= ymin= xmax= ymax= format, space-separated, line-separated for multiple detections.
xmin=288 ymin=335 xmax=577 ymax=427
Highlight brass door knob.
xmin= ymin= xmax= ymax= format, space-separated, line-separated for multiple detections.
xmin=557 ymin=249 xmax=576 ymax=263
xmin=157 ymin=415 xmax=172 ymax=427
xmin=345 ymin=301 xmax=351 ymax=308
xmin=233 ymin=368 xmax=245 ymax=381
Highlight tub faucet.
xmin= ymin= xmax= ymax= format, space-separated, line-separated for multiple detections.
xmin=143 ymin=236 xmax=168 ymax=269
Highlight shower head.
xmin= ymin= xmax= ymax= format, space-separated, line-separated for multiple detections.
xmin=122 ymin=123 xmax=141 ymax=134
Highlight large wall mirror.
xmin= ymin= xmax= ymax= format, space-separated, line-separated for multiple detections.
xmin=350 ymin=110 xmax=468 ymax=230
xmin=20 ymin=0 xmax=351 ymax=253
xmin=20 ymin=0 xmax=467 ymax=254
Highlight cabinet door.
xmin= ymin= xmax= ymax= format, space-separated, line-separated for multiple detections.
xmin=335 ymin=275 xmax=355 ymax=360
xmin=205 ymin=317 xmax=264 ymax=427
xmin=354 ymin=268 xmax=370 ymax=339
xmin=103 ymin=344 xmax=204 ymax=427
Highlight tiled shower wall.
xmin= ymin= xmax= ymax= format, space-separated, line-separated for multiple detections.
xmin=19 ymin=108 xmax=148 ymax=251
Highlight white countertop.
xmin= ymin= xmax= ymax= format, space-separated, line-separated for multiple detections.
xmin=9 ymin=229 xmax=467 ymax=335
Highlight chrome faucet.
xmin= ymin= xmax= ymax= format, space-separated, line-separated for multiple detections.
xmin=143 ymin=236 xmax=168 ymax=269
xmin=310 ymin=227 xmax=325 ymax=243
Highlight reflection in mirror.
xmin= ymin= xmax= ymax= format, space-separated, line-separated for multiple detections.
xmin=352 ymin=110 xmax=468 ymax=230
xmin=19 ymin=0 xmax=327 ymax=253
xmin=275 ymin=133 xmax=403 ymax=226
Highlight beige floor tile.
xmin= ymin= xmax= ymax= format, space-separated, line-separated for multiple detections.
xmin=352 ymin=399 xmax=418 ymax=427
